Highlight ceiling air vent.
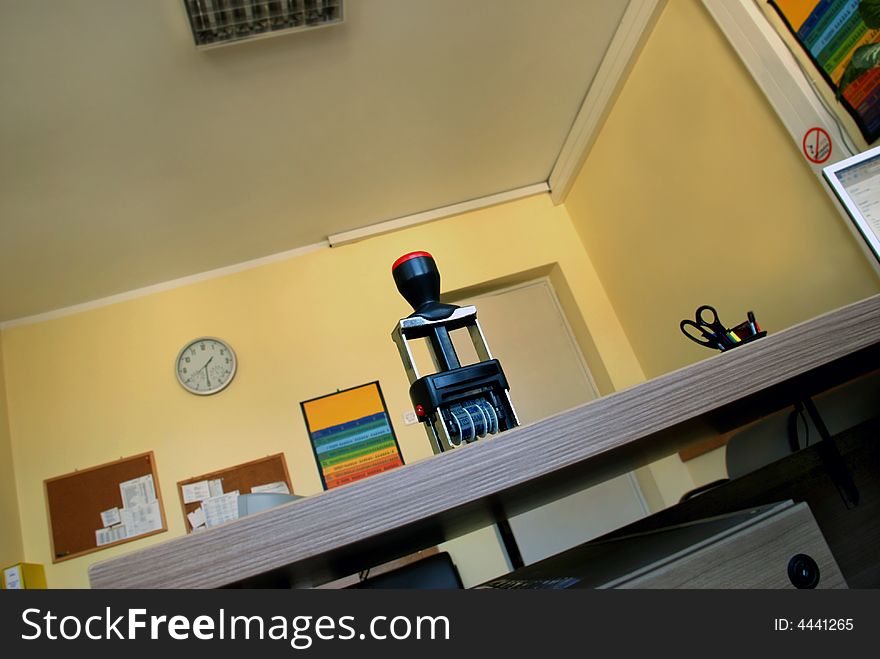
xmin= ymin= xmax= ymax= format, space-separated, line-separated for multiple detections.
xmin=183 ymin=0 xmax=343 ymax=48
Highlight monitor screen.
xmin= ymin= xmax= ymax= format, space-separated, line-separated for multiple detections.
xmin=823 ymin=144 xmax=880 ymax=264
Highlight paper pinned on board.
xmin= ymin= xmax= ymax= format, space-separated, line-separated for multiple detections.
xmin=119 ymin=474 xmax=157 ymax=509
xmin=187 ymin=506 xmax=207 ymax=530
xmin=202 ymin=491 xmax=240 ymax=528
xmin=181 ymin=480 xmax=212 ymax=504
xmin=120 ymin=500 xmax=163 ymax=537
xmin=96 ymin=524 xmax=128 ymax=547
xmin=208 ymin=479 xmax=224 ymax=498
xmin=100 ymin=507 xmax=121 ymax=528
xmin=250 ymin=481 xmax=290 ymax=495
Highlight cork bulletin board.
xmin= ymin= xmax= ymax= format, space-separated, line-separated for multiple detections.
xmin=44 ymin=451 xmax=167 ymax=563
xmin=177 ymin=453 xmax=292 ymax=533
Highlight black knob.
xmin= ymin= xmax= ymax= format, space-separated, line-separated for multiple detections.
xmin=392 ymin=251 xmax=440 ymax=313
xmin=392 ymin=252 xmax=458 ymax=320
xmin=787 ymin=553 xmax=820 ymax=589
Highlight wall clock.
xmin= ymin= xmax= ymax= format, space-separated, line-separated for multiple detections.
xmin=175 ymin=337 xmax=237 ymax=395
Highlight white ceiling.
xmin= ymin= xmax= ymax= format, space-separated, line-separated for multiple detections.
xmin=0 ymin=0 xmax=633 ymax=323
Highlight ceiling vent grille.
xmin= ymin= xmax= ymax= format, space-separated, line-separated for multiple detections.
xmin=183 ymin=0 xmax=343 ymax=48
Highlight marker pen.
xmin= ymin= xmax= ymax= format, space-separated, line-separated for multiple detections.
xmin=748 ymin=311 xmax=758 ymax=335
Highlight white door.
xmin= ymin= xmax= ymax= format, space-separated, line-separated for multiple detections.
xmin=438 ymin=279 xmax=648 ymax=583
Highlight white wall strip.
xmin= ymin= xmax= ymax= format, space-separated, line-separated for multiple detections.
xmin=701 ymin=0 xmax=856 ymax=169
xmin=703 ymin=0 xmax=880 ymax=278
xmin=0 ymin=241 xmax=329 ymax=330
xmin=548 ymin=0 xmax=667 ymax=205
xmin=327 ymin=182 xmax=549 ymax=247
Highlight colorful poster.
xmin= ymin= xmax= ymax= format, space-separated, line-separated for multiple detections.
xmin=769 ymin=0 xmax=880 ymax=144
xmin=301 ymin=382 xmax=404 ymax=490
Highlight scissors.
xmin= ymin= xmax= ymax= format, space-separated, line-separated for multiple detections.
xmin=680 ymin=305 xmax=730 ymax=351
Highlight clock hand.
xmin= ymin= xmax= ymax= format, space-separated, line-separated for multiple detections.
xmin=202 ymin=356 xmax=213 ymax=388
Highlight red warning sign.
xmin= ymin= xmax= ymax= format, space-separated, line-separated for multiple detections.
xmin=802 ymin=127 xmax=832 ymax=164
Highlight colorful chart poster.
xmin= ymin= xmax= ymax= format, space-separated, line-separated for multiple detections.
xmin=770 ymin=0 xmax=880 ymax=144
xmin=301 ymin=382 xmax=404 ymax=490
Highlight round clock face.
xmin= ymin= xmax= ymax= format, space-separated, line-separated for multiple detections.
xmin=175 ymin=337 xmax=237 ymax=395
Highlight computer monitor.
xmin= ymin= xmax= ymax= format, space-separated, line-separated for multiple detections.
xmin=823 ymin=144 xmax=880 ymax=264
xmin=237 ymin=492 xmax=302 ymax=517
xmin=347 ymin=552 xmax=463 ymax=589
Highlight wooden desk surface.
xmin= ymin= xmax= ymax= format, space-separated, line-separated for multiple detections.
xmin=89 ymin=294 xmax=880 ymax=588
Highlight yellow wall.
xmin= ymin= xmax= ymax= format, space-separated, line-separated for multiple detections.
xmin=9 ymin=0 xmax=878 ymax=586
xmin=565 ymin=0 xmax=880 ymax=381
xmin=0 ymin=193 xmax=644 ymax=587
xmin=0 ymin=334 xmax=24 ymax=568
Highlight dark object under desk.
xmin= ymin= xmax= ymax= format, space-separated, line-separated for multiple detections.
xmin=479 ymin=418 xmax=880 ymax=589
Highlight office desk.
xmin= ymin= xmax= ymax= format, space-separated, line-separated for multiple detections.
xmin=88 ymin=294 xmax=880 ymax=588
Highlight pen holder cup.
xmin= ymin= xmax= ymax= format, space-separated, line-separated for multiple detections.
xmin=718 ymin=322 xmax=766 ymax=352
